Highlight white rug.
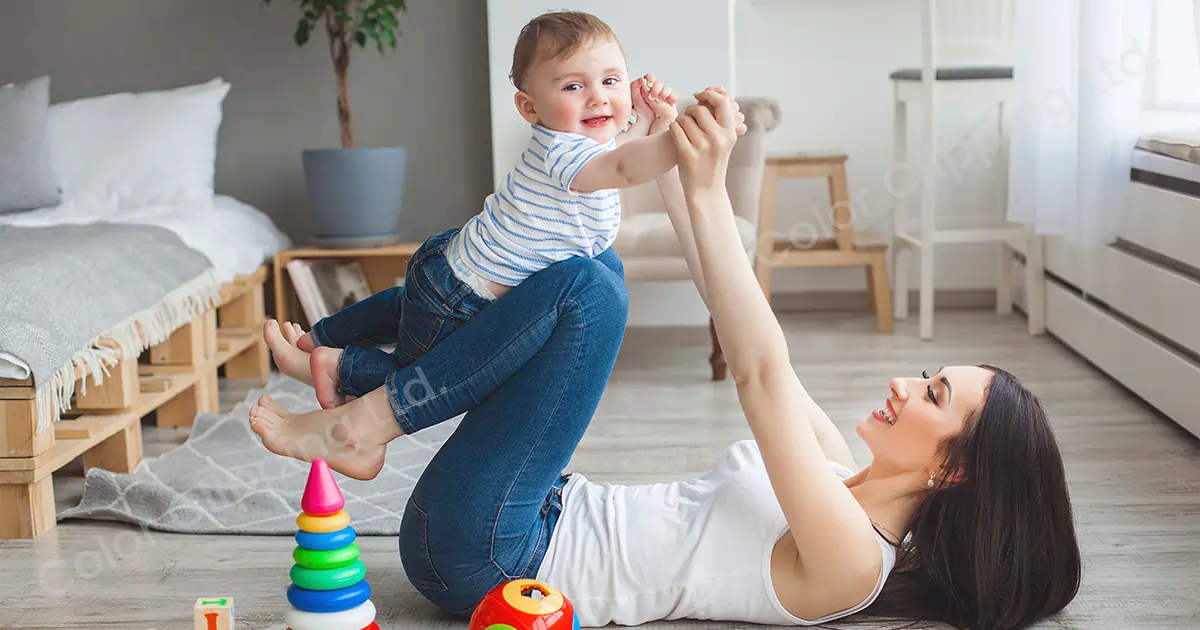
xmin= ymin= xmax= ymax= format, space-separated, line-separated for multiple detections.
xmin=58 ymin=372 xmax=461 ymax=534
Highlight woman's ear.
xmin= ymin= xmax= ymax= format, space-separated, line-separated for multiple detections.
xmin=514 ymin=92 xmax=539 ymax=125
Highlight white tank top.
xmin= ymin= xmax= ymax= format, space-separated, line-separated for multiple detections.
xmin=535 ymin=439 xmax=897 ymax=627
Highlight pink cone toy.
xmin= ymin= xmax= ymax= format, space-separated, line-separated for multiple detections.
xmin=301 ymin=458 xmax=345 ymax=517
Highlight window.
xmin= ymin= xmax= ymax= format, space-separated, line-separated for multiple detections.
xmin=1147 ymin=0 xmax=1200 ymax=110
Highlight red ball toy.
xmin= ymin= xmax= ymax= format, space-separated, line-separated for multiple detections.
xmin=469 ymin=579 xmax=579 ymax=630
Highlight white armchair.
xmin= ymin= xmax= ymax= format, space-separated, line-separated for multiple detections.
xmin=612 ymin=97 xmax=783 ymax=380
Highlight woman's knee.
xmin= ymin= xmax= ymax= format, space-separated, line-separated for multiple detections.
xmin=555 ymin=256 xmax=629 ymax=317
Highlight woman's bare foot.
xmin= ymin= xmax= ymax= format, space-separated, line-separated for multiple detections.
xmin=264 ymin=320 xmax=314 ymax=386
xmin=248 ymin=388 xmax=404 ymax=481
xmin=311 ymin=346 xmax=345 ymax=409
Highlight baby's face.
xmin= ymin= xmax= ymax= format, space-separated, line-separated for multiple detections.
xmin=516 ymin=37 xmax=632 ymax=144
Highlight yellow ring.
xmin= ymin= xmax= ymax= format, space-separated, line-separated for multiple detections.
xmin=501 ymin=579 xmax=564 ymax=615
xmin=296 ymin=509 xmax=350 ymax=534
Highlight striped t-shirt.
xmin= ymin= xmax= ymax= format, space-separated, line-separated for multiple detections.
xmin=446 ymin=124 xmax=621 ymax=287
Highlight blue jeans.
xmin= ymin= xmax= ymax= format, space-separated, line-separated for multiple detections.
xmin=307 ymin=232 xmax=628 ymax=616
xmin=310 ymin=228 xmax=497 ymax=398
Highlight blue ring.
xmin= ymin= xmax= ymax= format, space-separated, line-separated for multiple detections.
xmin=294 ymin=526 xmax=357 ymax=551
xmin=287 ymin=580 xmax=371 ymax=613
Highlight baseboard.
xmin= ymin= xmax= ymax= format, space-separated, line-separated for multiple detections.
xmin=769 ymin=288 xmax=997 ymax=313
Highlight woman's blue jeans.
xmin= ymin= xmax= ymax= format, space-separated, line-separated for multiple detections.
xmin=306 ymin=233 xmax=629 ymax=616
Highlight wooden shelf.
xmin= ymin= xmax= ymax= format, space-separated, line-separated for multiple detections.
xmin=273 ymin=243 xmax=423 ymax=328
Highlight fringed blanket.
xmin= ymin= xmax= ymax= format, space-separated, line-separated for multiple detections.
xmin=0 ymin=223 xmax=221 ymax=434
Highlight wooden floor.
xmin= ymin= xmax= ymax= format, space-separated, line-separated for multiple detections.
xmin=2 ymin=310 xmax=1198 ymax=629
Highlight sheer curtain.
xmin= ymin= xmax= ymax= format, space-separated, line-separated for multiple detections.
xmin=1005 ymin=0 xmax=1153 ymax=261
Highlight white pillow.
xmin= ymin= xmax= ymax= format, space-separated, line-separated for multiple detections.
xmin=46 ymin=78 xmax=230 ymax=211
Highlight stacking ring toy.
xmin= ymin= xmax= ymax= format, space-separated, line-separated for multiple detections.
xmin=287 ymin=579 xmax=371 ymax=613
xmin=285 ymin=599 xmax=377 ymax=630
xmin=293 ymin=542 xmax=360 ymax=570
xmin=290 ymin=559 xmax=367 ymax=591
xmin=295 ymin=525 xmax=356 ymax=551
xmin=296 ymin=509 xmax=351 ymax=533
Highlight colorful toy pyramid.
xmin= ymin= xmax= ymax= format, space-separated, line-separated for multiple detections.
xmin=285 ymin=459 xmax=380 ymax=630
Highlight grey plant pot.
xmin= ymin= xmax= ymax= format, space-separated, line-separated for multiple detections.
xmin=302 ymin=146 xmax=407 ymax=248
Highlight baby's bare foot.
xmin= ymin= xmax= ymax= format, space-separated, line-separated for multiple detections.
xmin=248 ymin=389 xmax=403 ymax=481
xmin=311 ymin=346 xmax=345 ymax=409
xmin=297 ymin=328 xmax=317 ymax=353
xmin=264 ymin=320 xmax=313 ymax=386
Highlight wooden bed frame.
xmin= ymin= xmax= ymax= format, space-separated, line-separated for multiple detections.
xmin=0 ymin=265 xmax=271 ymax=539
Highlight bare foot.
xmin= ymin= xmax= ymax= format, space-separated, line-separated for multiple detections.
xmin=311 ymin=346 xmax=345 ymax=409
xmin=264 ymin=320 xmax=314 ymax=386
xmin=248 ymin=388 xmax=404 ymax=481
xmin=296 ymin=327 xmax=317 ymax=353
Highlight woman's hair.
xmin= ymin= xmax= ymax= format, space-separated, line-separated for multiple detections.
xmin=860 ymin=364 xmax=1082 ymax=630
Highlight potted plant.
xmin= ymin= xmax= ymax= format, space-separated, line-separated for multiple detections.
xmin=264 ymin=0 xmax=409 ymax=247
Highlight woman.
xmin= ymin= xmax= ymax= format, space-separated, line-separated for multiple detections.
xmin=250 ymin=91 xmax=1082 ymax=630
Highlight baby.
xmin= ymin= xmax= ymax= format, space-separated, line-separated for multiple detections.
xmin=252 ymin=10 xmax=743 ymax=478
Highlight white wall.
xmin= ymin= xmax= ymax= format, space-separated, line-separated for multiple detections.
xmin=736 ymin=0 xmax=1007 ymax=296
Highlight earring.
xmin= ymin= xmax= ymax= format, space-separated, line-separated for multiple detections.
xmin=927 ymin=478 xmax=935 ymax=488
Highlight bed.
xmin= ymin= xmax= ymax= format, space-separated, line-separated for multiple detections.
xmin=0 ymin=76 xmax=293 ymax=538
xmin=0 ymin=194 xmax=291 ymax=380
xmin=1031 ymin=128 xmax=1200 ymax=439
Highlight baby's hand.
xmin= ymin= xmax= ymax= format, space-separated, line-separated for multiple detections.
xmin=632 ymin=73 xmax=678 ymax=133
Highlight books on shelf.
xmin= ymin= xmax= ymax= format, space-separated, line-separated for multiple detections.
xmin=285 ymin=259 xmax=375 ymax=325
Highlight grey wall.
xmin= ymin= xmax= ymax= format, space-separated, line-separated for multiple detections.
xmin=0 ymin=0 xmax=493 ymax=245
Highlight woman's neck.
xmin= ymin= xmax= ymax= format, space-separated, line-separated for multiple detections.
xmin=843 ymin=463 xmax=926 ymax=545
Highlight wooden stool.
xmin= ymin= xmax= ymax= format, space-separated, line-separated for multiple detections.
xmin=755 ymin=152 xmax=894 ymax=333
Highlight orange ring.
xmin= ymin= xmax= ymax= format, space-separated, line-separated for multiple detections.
xmin=501 ymin=579 xmax=564 ymax=615
xmin=296 ymin=510 xmax=350 ymax=533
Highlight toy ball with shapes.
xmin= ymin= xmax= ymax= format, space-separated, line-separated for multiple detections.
xmin=469 ymin=579 xmax=579 ymax=630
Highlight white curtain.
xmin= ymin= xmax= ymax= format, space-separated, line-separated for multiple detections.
xmin=1005 ymin=0 xmax=1153 ymax=255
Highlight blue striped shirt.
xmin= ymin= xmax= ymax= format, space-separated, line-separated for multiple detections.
xmin=447 ymin=124 xmax=621 ymax=287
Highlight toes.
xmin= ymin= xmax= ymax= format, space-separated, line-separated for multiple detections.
xmin=260 ymin=396 xmax=288 ymax=415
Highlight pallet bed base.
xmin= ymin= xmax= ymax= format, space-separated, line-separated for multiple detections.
xmin=0 ymin=265 xmax=271 ymax=539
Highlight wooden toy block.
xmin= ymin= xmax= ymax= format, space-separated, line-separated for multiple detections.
xmin=194 ymin=597 xmax=235 ymax=630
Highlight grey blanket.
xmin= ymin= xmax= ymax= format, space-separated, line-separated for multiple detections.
xmin=0 ymin=223 xmax=221 ymax=432
xmin=58 ymin=372 xmax=461 ymax=534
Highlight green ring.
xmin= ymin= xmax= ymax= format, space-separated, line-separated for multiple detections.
xmin=290 ymin=559 xmax=367 ymax=591
xmin=483 ymin=625 xmax=518 ymax=630
xmin=292 ymin=542 xmax=360 ymax=570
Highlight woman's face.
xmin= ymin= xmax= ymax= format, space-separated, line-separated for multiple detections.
xmin=856 ymin=365 xmax=993 ymax=477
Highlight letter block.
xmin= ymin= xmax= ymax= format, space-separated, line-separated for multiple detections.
xmin=194 ymin=597 xmax=234 ymax=630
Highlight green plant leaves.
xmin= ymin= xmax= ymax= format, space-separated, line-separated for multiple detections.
xmin=266 ymin=0 xmax=406 ymax=54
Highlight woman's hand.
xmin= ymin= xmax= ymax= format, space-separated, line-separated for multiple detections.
xmin=669 ymin=88 xmax=743 ymax=192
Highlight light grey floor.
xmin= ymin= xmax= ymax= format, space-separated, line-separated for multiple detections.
xmin=2 ymin=310 xmax=1198 ymax=629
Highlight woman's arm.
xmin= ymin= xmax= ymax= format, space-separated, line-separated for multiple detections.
xmin=670 ymin=95 xmax=880 ymax=601
xmin=656 ymin=107 xmax=857 ymax=471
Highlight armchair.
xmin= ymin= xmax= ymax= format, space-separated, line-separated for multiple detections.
xmin=612 ymin=97 xmax=783 ymax=380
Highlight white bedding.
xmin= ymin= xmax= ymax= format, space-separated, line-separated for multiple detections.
xmin=0 ymin=195 xmax=292 ymax=379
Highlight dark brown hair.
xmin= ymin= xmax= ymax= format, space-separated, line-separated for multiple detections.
xmin=509 ymin=10 xmax=620 ymax=91
xmin=857 ymin=364 xmax=1082 ymax=630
